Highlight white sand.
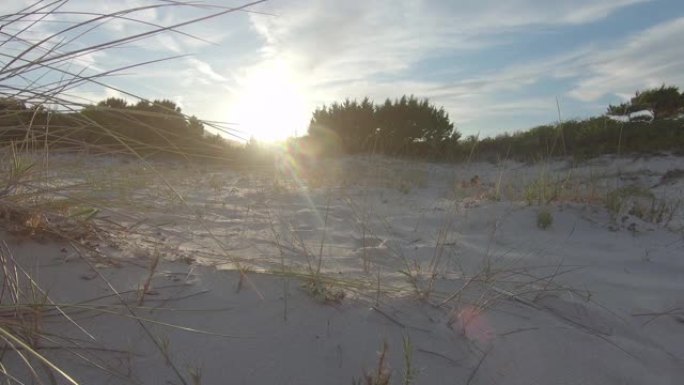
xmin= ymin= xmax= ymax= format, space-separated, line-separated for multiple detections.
xmin=2 ymin=152 xmax=683 ymax=384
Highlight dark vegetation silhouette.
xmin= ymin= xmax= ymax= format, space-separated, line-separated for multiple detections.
xmin=303 ymin=85 xmax=684 ymax=162
xmin=1 ymin=2 xmax=267 ymax=385
xmin=3 ymin=81 xmax=682 ymax=163
xmin=607 ymin=84 xmax=684 ymax=121
xmin=475 ymin=116 xmax=684 ymax=162
xmin=0 ymin=0 xmax=264 ymax=162
xmin=307 ymin=95 xmax=459 ymax=158
xmin=477 ymin=85 xmax=684 ymax=161
xmin=0 ymin=96 xmax=235 ymax=159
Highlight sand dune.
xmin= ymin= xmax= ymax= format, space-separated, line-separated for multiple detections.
xmin=2 ymin=152 xmax=683 ymax=384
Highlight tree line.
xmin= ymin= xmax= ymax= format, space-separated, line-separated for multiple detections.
xmin=474 ymin=84 xmax=684 ymax=161
xmin=3 ymin=84 xmax=683 ymax=162
xmin=307 ymin=95 xmax=460 ymax=157
xmin=302 ymin=85 xmax=684 ymax=161
xmin=0 ymin=97 xmax=231 ymax=158
xmin=606 ymin=84 xmax=684 ymax=121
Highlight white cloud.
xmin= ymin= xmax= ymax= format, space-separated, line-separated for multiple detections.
xmin=247 ymin=0 xmax=649 ymax=79
xmin=232 ymin=0 xmax=651 ymax=138
xmin=568 ymin=17 xmax=684 ymax=102
xmin=6 ymin=0 xmax=676 ymax=139
xmin=186 ymin=58 xmax=227 ymax=82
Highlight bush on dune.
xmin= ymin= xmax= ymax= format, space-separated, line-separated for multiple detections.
xmin=308 ymin=95 xmax=460 ymax=159
xmin=304 ymin=84 xmax=684 ymax=163
xmin=0 ymin=95 xmax=236 ymax=160
xmin=475 ymin=115 xmax=684 ymax=162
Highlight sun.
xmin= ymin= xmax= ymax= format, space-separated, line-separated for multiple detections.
xmin=232 ymin=62 xmax=309 ymax=142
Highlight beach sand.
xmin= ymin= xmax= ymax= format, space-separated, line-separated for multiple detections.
xmin=2 ymin=152 xmax=683 ymax=384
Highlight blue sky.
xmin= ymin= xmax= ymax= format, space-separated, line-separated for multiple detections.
xmin=3 ymin=0 xmax=684 ymax=141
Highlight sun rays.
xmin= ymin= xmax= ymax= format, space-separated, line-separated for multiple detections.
xmin=231 ymin=61 xmax=310 ymax=142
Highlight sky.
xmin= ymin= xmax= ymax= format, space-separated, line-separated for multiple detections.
xmin=2 ymin=0 xmax=684 ymax=141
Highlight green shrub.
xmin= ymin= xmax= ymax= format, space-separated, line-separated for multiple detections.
xmin=537 ymin=209 xmax=553 ymax=230
xmin=605 ymin=186 xmax=680 ymax=225
xmin=524 ymin=174 xmax=566 ymax=205
xmin=605 ymin=186 xmax=653 ymax=219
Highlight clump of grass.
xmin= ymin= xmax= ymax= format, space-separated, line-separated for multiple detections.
xmin=0 ymin=143 xmax=35 ymax=199
xmin=354 ymin=341 xmax=392 ymax=385
xmin=397 ymin=181 xmax=411 ymax=195
xmin=353 ymin=338 xmax=415 ymax=385
xmin=606 ymin=186 xmax=650 ymax=218
xmin=524 ymin=173 xmax=566 ymax=205
xmin=301 ymin=278 xmax=346 ymax=304
xmin=0 ymin=242 xmax=80 ymax=384
xmin=606 ymin=185 xmax=679 ymax=226
xmin=188 ymin=365 xmax=203 ymax=385
xmin=537 ymin=208 xmax=553 ymax=230
xmin=0 ymin=1 xmax=266 ymax=384
xmin=490 ymin=171 xmax=504 ymax=201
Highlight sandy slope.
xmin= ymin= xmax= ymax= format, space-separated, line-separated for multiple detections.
xmin=2 ymin=152 xmax=683 ymax=384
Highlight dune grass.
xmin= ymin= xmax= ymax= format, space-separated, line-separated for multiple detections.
xmin=0 ymin=1 xmax=267 ymax=383
xmin=2 ymin=2 xmax=683 ymax=385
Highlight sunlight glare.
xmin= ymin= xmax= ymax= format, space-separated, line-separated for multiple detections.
xmin=232 ymin=61 xmax=309 ymax=142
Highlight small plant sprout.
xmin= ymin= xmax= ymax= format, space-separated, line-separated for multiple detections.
xmin=301 ymin=278 xmax=346 ymax=304
xmin=138 ymin=250 xmax=161 ymax=306
xmin=537 ymin=208 xmax=553 ymax=230
xmin=188 ymin=365 xmax=203 ymax=385
xmin=403 ymin=335 xmax=415 ymax=385
xmin=356 ymin=340 xmax=392 ymax=385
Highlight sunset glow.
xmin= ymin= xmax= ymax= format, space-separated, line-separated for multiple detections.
xmin=231 ymin=61 xmax=309 ymax=142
